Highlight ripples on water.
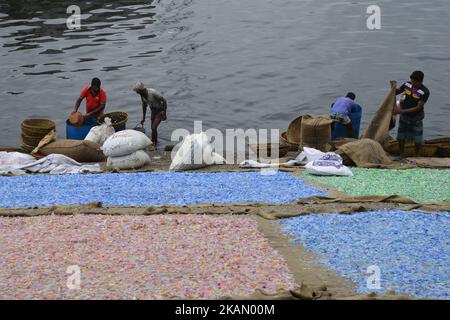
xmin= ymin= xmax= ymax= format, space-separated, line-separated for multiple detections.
xmin=0 ymin=0 xmax=449 ymax=146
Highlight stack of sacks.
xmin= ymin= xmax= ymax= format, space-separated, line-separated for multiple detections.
xmin=102 ymin=130 xmax=152 ymax=170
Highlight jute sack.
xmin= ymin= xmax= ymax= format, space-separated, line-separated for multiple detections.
xmin=362 ymin=87 xmax=396 ymax=146
xmin=40 ymin=140 xmax=105 ymax=163
xmin=336 ymin=138 xmax=394 ymax=168
xmin=300 ymin=115 xmax=333 ymax=152
xmin=32 ymin=129 xmax=56 ymax=154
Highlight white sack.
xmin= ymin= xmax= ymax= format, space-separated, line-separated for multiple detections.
xmin=107 ymin=150 xmax=151 ymax=170
xmin=296 ymin=147 xmax=326 ymax=165
xmin=85 ymin=117 xmax=115 ymax=146
xmin=102 ymin=129 xmax=152 ymax=157
xmin=305 ymin=153 xmax=353 ymax=176
xmin=170 ymin=132 xmax=225 ymax=171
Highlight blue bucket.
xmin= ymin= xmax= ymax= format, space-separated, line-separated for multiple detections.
xmin=331 ymin=104 xmax=362 ymax=140
xmin=66 ymin=117 xmax=97 ymax=140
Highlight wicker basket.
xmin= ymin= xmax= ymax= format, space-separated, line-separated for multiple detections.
xmin=249 ymin=143 xmax=290 ymax=158
xmin=98 ymin=112 xmax=128 ymax=130
xmin=286 ymin=115 xmax=303 ymax=145
xmin=21 ymin=133 xmax=45 ymax=147
xmin=424 ymin=137 xmax=450 ymax=145
xmin=385 ymin=140 xmax=438 ymax=157
xmin=437 ymin=145 xmax=450 ymax=157
xmin=21 ymin=119 xmax=55 ymax=136
xmin=280 ymin=132 xmax=299 ymax=151
xmin=21 ymin=142 xmax=35 ymax=153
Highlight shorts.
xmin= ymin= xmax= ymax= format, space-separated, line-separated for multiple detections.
xmin=151 ymin=108 xmax=164 ymax=121
xmin=330 ymin=112 xmax=351 ymax=125
xmin=397 ymin=116 xmax=423 ymax=144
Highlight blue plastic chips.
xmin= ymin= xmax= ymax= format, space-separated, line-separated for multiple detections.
xmin=0 ymin=171 xmax=325 ymax=208
xmin=280 ymin=210 xmax=450 ymax=299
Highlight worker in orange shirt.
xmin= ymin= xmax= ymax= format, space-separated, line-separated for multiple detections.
xmin=73 ymin=77 xmax=107 ymax=119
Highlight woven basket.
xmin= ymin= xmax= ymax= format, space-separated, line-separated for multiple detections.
xmin=286 ymin=115 xmax=303 ymax=145
xmin=385 ymin=140 xmax=438 ymax=157
xmin=21 ymin=133 xmax=45 ymax=147
xmin=280 ymin=132 xmax=299 ymax=151
xmin=249 ymin=143 xmax=290 ymax=158
xmin=424 ymin=137 xmax=450 ymax=145
xmin=98 ymin=112 xmax=128 ymax=130
xmin=21 ymin=142 xmax=35 ymax=153
xmin=437 ymin=145 xmax=450 ymax=157
xmin=299 ymin=115 xmax=333 ymax=152
xmin=21 ymin=119 xmax=55 ymax=136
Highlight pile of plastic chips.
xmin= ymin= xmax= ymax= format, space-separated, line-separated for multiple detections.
xmin=0 ymin=171 xmax=325 ymax=208
xmin=280 ymin=210 xmax=450 ymax=299
xmin=0 ymin=214 xmax=298 ymax=299
xmin=303 ymin=168 xmax=450 ymax=202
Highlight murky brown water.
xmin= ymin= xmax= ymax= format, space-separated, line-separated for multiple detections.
xmin=1 ymin=0 xmax=449 ymax=147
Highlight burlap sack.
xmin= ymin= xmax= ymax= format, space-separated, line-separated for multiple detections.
xmin=300 ymin=115 xmax=333 ymax=152
xmin=32 ymin=129 xmax=56 ymax=154
xmin=362 ymin=87 xmax=396 ymax=146
xmin=40 ymin=140 xmax=105 ymax=163
xmin=336 ymin=138 xmax=403 ymax=168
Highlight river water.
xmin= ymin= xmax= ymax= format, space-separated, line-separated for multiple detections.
xmin=1 ymin=0 xmax=449 ymax=147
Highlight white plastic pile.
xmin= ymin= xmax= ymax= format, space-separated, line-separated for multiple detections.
xmin=84 ymin=117 xmax=115 ymax=146
xmin=0 ymin=152 xmax=102 ymax=175
xmin=170 ymin=132 xmax=225 ymax=171
xmin=102 ymin=130 xmax=152 ymax=170
xmin=239 ymin=146 xmax=353 ymax=176
xmin=0 ymin=152 xmax=36 ymax=175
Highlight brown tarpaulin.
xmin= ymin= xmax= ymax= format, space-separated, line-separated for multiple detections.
xmin=258 ymin=195 xmax=450 ymax=220
xmin=1 ymin=195 xmax=448 ymax=219
xmin=405 ymin=157 xmax=450 ymax=168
